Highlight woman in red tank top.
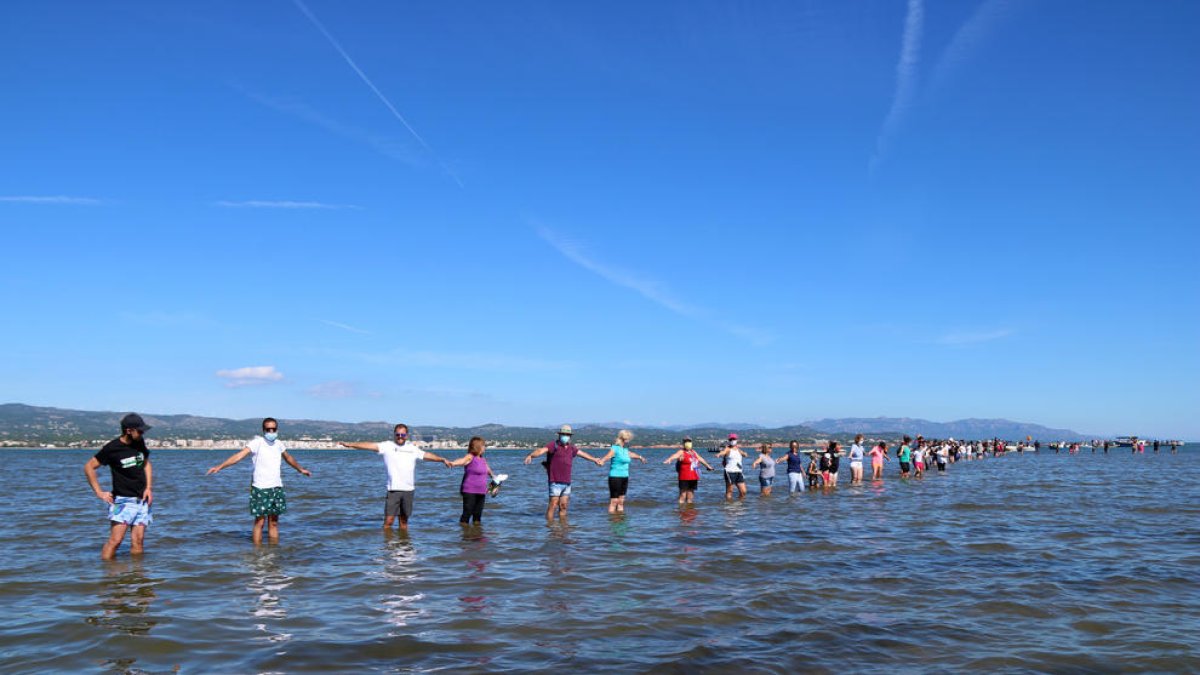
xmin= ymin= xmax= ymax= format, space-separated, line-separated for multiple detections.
xmin=662 ymin=438 xmax=713 ymax=504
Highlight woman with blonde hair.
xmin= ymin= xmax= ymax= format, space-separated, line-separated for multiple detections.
xmin=598 ymin=429 xmax=647 ymax=514
xmin=750 ymin=443 xmax=777 ymax=496
xmin=446 ymin=436 xmax=497 ymax=525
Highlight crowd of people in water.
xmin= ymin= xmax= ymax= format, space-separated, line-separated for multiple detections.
xmin=82 ymin=412 xmax=1179 ymax=559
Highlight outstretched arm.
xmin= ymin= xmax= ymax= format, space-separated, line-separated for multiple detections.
xmin=339 ymin=441 xmax=380 ymax=451
xmin=282 ymin=451 xmax=312 ymax=477
xmin=629 ymin=451 xmax=647 ymax=463
xmin=662 ymin=450 xmax=683 ymax=464
xmin=422 ymin=452 xmax=449 ymax=465
xmin=577 ymin=450 xmax=603 ymax=466
xmin=597 ymin=450 xmax=615 ymax=465
xmin=524 ymin=446 xmax=550 ymax=464
xmin=446 ymin=454 xmax=474 ymax=468
xmin=207 ymin=447 xmax=251 ymax=475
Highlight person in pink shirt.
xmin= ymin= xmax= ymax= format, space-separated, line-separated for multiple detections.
xmin=869 ymin=442 xmax=889 ymax=480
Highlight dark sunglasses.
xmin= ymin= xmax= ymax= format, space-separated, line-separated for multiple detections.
xmin=395 ymin=432 xmax=408 ymax=438
xmin=264 ymin=427 xmax=278 ymax=432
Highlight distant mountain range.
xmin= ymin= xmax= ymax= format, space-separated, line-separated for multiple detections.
xmin=804 ymin=417 xmax=1093 ymax=441
xmin=0 ymin=403 xmax=1097 ymax=446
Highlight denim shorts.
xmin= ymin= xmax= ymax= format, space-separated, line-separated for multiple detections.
xmin=759 ymin=475 xmax=775 ymax=488
xmin=548 ymin=482 xmax=572 ymax=497
xmin=108 ymin=496 xmax=152 ymax=527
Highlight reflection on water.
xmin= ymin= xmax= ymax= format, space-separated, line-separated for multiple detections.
xmin=86 ymin=560 xmax=159 ymax=636
xmin=3 ymin=448 xmax=1198 ymax=672
xmin=379 ymin=534 xmax=423 ymax=630
xmin=245 ymin=548 xmax=292 ymax=643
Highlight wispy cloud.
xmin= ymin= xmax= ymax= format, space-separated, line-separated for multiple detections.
xmin=306 ymin=380 xmax=380 ymax=399
xmin=290 ymin=0 xmax=463 ymax=187
xmin=537 ymin=225 xmax=772 ymax=346
xmin=242 ymin=91 xmax=425 ymax=167
xmin=215 ymin=365 xmax=285 ymax=387
xmin=937 ymin=328 xmax=1015 ymax=345
xmin=215 ymin=200 xmax=360 ymax=210
xmin=928 ymin=0 xmax=1023 ymax=97
xmin=0 ymin=195 xmax=103 ymax=205
xmin=869 ymin=0 xmax=924 ymax=174
xmin=319 ymin=319 xmax=372 ymax=335
xmin=318 ymin=346 xmax=573 ymax=372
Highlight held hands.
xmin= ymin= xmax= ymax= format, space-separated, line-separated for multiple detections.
xmin=594 ymin=458 xmax=604 ymax=467
xmin=443 ymin=459 xmax=453 ymax=468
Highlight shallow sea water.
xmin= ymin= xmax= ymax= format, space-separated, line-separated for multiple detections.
xmin=0 ymin=446 xmax=1196 ymax=673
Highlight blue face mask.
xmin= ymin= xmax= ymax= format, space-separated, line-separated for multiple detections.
xmin=264 ymin=432 xmax=278 ymax=443
xmin=559 ymin=435 xmax=571 ymax=444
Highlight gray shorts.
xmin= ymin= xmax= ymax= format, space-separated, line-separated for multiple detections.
xmin=385 ymin=490 xmax=414 ymax=519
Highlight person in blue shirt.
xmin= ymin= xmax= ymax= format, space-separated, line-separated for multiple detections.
xmin=597 ymin=429 xmax=647 ymax=514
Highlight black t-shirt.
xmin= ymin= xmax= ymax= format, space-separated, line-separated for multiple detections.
xmin=94 ymin=438 xmax=150 ymax=497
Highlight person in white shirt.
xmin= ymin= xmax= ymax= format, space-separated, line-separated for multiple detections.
xmin=715 ymin=433 xmax=749 ymax=500
xmin=207 ymin=417 xmax=311 ymax=544
xmin=340 ymin=423 xmax=451 ymax=531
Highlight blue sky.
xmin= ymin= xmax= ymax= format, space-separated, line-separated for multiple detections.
xmin=1 ymin=1 xmax=1197 ymax=437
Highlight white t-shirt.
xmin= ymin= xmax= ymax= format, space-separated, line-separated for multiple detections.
xmin=378 ymin=440 xmax=426 ymax=491
xmin=724 ymin=448 xmax=745 ymax=473
xmin=248 ymin=436 xmax=286 ymax=489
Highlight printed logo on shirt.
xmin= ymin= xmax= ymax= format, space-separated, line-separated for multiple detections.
xmin=119 ymin=453 xmax=145 ymax=469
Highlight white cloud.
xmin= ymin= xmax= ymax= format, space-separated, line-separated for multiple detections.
xmin=215 ymin=200 xmax=360 ymax=210
xmin=869 ymin=0 xmax=924 ymax=174
xmin=215 ymin=365 xmax=285 ymax=387
xmin=937 ymin=328 xmax=1015 ymax=345
xmin=0 ymin=195 xmax=103 ymax=205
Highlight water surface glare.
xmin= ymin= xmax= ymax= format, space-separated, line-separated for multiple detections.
xmin=1 ymin=448 xmax=1196 ymax=672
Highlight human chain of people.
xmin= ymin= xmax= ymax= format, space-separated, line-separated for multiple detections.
xmin=85 ymin=413 xmax=1177 ymax=560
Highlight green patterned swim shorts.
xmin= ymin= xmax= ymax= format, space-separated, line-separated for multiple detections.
xmin=250 ymin=486 xmax=287 ymax=517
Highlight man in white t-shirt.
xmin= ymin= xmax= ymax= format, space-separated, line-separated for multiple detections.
xmin=207 ymin=417 xmax=311 ymax=544
xmin=340 ymin=423 xmax=451 ymax=531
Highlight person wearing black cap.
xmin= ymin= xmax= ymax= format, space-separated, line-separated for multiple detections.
xmin=84 ymin=413 xmax=154 ymax=560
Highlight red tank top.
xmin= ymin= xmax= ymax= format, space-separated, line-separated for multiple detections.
xmin=677 ymin=450 xmax=700 ymax=480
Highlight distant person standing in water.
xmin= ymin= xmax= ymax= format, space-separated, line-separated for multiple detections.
xmin=847 ymin=435 xmax=866 ymax=484
xmin=524 ymin=425 xmax=604 ymax=521
xmin=84 ymin=413 xmax=154 ymax=560
xmin=897 ymin=436 xmax=913 ymax=478
xmin=783 ymin=441 xmax=807 ymax=494
xmin=339 ymin=423 xmax=452 ymax=531
xmin=207 ymin=417 xmax=311 ymax=544
xmin=663 ymin=437 xmax=713 ymax=504
xmin=751 ymin=443 xmax=777 ymax=496
xmin=869 ymin=442 xmax=888 ymax=480
xmin=716 ymin=433 xmax=750 ymax=499
xmin=598 ymin=429 xmax=647 ymax=514
xmin=446 ymin=436 xmax=496 ymax=525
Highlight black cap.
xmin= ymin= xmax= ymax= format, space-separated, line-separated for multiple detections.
xmin=683 ymin=436 xmax=693 ymax=443
xmin=120 ymin=413 xmax=151 ymax=432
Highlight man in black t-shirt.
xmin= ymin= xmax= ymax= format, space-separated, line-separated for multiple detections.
xmin=84 ymin=413 xmax=154 ymax=560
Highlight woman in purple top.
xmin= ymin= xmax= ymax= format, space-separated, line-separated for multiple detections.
xmin=448 ymin=436 xmax=497 ymax=525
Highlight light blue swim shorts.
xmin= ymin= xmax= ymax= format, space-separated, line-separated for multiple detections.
xmin=108 ymin=496 xmax=153 ymax=527
xmin=548 ymin=482 xmax=572 ymax=497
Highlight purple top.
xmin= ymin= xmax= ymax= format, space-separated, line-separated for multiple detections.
xmin=461 ymin=455 xmax=489 ymax=494
xmin=545 ymin=441 xmax=579 ymax=484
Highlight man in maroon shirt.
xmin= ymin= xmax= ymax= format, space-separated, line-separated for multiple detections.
xmin=524 ymin=424 xmax=603 ymax=521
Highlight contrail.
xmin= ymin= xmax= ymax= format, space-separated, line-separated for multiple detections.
xmin=869 ymin=0 xmax=924 ymax=174
xmin=928 ymin=0 xmax=1021 ymax=98
xmin=291 ymin=0 xmax=463 ymax=187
